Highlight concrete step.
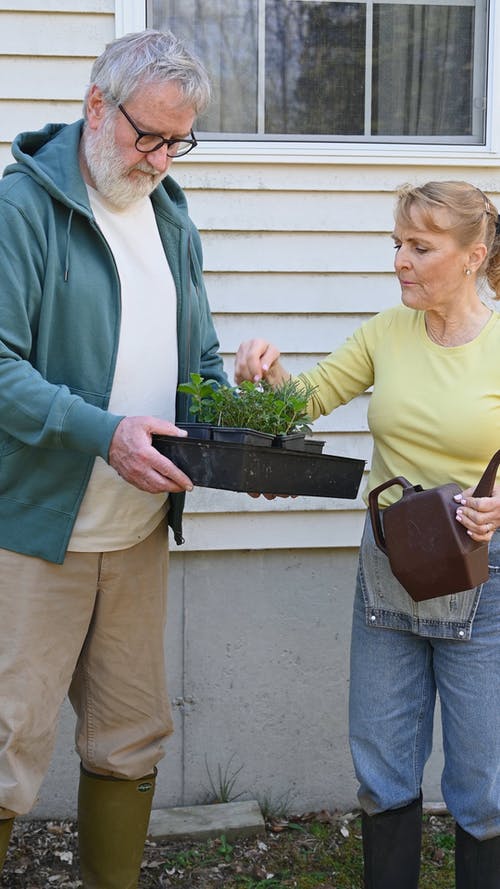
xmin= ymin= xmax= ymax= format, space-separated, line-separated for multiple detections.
xmin=148 ymin=799 xmax=266 ymax=842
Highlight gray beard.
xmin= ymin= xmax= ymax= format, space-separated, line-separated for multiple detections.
xmin=82 ymin=114 xmax=168 ymax=210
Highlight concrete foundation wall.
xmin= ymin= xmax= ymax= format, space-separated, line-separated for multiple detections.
xmin=32 ymin=548 xmax=444 ymax=819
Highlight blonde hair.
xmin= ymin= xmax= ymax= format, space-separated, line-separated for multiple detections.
xmin=395 ymin=181 xmax=500 ymax=299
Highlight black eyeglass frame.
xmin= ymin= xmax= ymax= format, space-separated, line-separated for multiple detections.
xmin=117 ymin=103 xmax=198 ymax=157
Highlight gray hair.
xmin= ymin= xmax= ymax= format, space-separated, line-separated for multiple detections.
xmin=83 ymin=29 xmax=211 ymax=117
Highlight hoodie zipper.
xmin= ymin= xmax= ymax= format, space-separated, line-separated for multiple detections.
xmin=178 ymin=231 xmax=192 ymax=417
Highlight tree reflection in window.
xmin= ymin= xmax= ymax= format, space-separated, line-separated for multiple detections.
xmin=265 ymin=2 xmax=365 ymax=135
xmin=147 ymin=0 xmax=487 ymax=144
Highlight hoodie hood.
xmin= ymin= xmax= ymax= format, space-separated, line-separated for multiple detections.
xmin=2 ymin=119 xmax=190 ymax=220
xmin=2 ymin=120 xmax=192 ymax=283
xmin=4 ymin=121 xmax=92 ymax=216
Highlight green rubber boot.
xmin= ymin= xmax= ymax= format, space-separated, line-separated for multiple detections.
xmin=77 ymin=765 xmax=156 ymax=889
xmin=0 ymin=817 xmax=14 ymax=872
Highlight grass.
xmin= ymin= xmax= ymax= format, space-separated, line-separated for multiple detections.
xmin=204 ymin=753 xmax=246 ymax=804
xmin=1 ymin=809 xmax=456 ymax=888
xmin=152 ymin=811 xmax=456 ymax=889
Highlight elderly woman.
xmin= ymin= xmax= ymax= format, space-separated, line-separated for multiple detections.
xmin=235 ymin=181 xmax=500 ymax=889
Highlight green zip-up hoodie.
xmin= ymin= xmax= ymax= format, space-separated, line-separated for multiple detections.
xmin=0 ymin=120 xmax=227 ymax=563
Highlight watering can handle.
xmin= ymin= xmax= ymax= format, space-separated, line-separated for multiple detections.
xmin=473 ymin=450 xmax=500 ymax=498
xmin=367 ymin=451 xmax=500 ymax=558
xmin=368 ymin=477 xmax=413 ymax=555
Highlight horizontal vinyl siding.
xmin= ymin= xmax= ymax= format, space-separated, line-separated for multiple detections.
xmin=3 ymin=1 xmax=112 ymax=10
xmin=180 ymin=217 xmax=377 ymax=546
xmin=1 ymin=6 xmax=499 ymax=550
xmin=0 ymin=2 xmax=114 ymax=168
xmin=0 ymin=99 xmax=82 ymax=141
xmin=174 ymin=160 xmax=499 ymax=550
xmin=181 ymin=164 xmax=401 ymax=487
xmin=203 ymin=272 xmax=398 ymax=314
xmin=187 ymin=168 xmax=384 ymax=550
xmin=184 ymin=189 xmax=393 ymax=231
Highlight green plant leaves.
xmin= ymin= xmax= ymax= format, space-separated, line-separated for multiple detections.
xmin=178 ymin=374 xmax=317 ymax=435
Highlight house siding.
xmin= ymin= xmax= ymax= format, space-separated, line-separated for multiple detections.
xmin=0 ymin=2 xmax=114 ymax=170
xmin=2 ymin=7 xmax=499 ymax=554
xmin=175 ymin=158 xmax=499 ymax=549
xmin=1 ymin=1 xmax=499 ymax=819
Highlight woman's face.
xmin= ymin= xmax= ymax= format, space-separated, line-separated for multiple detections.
xmin=392 ymin=206 xmax=472 ymax=312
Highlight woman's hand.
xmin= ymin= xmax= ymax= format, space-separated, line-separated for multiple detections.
xmin=455 ymin=485 xmax=500 ymax=541
xmin=234 ymin=339 xmax=289 ymax=385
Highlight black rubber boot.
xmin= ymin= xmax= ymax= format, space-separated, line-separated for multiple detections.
xmin=455 ymin=823 xmax=500 ymax=889
xmin=362 ymin=794 xmax=422 ymax=889
xmin=0 ymin=817 xmax=14 ymax=872
xmin=77 ymin=765 xmax=156 ymax=889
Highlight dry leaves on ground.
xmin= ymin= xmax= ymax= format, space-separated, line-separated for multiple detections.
xmin=1 ymin=808 xmax=455 ymax=889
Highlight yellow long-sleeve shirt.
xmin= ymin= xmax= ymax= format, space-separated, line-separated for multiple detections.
xmin=299 ymin=304 xmax=500 ymax=507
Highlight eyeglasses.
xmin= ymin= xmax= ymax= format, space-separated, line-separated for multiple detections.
xmin=117 ymin=104 xmax=198 ymax=157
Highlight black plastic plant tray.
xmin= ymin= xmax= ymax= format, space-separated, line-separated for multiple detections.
xmin=153 ymin=434 xmax=365 ymax=499
xmin=211 ymin=427 xmax=275 ymax=446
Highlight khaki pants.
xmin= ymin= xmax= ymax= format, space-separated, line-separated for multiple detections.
xmin=0 ymin=522 xmax=173 ymax=817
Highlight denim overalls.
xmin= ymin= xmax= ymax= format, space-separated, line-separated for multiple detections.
xmin=349 ymin=514 xmax=500 ymax=840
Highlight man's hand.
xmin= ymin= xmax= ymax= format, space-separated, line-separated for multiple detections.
xmin=108 ymin=416 xmax=193 ymax=493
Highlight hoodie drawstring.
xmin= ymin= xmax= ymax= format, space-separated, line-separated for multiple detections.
xmin=64 ymin=209 xmax=74 ymax=281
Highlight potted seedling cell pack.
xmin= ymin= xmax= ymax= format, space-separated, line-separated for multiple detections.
xmin=153 ymin=374 xmax=365 ymax=498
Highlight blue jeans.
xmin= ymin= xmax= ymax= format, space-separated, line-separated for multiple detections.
xmin=349 ymin=530 xmax=500 ymax=840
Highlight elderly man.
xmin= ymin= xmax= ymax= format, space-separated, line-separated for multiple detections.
xmin=0 ymin=29 xmax=227 ymax=887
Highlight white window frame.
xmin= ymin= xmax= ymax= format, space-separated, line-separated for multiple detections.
xmin=115 ymin=0 xmax=500 ymax=162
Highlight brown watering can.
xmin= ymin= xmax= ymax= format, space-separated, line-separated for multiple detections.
xmin=368 ymin=450 xmax=500 ymax=602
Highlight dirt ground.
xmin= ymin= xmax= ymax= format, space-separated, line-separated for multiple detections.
xmin=1 ymin=807 xmax=456 ymax=889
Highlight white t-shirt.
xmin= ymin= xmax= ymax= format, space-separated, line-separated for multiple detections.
xmin=68 ymin=188 xmax=178 ymax=551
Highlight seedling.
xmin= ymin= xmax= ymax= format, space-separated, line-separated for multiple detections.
xmin=178 ymin=375 xmax=317 ymax=436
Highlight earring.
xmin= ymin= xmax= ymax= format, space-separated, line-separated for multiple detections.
xmin=465 ymin=268 xmax=472 ymax=277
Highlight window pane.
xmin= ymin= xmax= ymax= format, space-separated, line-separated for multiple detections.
xmin=147 ymin=0 xmax=489 ymax=144
xmin=147 ymin=0 xmax=258 ymax=133
xmin=265 ymin=1 xmax=365 ymax=135
xmin=372 ymin=4 xmax=475 ymax=136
